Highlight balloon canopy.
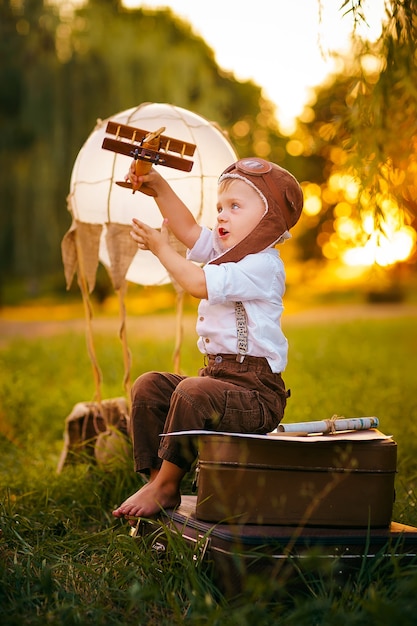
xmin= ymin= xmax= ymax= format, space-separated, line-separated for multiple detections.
xmin=66 ymin=103 xmax=238 ymax=288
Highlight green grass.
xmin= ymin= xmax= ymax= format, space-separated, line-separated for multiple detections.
xmin=1 ymin=314 xmax=417 ymax=624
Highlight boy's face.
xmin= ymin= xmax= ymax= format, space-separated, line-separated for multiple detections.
xmin=216 ymin=179 xmax=266 ymax=252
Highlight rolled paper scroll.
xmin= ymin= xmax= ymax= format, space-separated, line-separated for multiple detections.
xmin=278 ymin=416 xmax=379 ymax=435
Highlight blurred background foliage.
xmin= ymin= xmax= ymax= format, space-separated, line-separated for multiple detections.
xmin=0 ymin=0 xmax=416 ymax=307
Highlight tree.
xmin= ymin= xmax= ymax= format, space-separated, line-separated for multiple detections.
xmin=289 ymin=0 xmax=417 ymax=272
xmin=341 ymin=0 xmax=417 ymax=216
xmin=0 ymin=0 xmax=284 ymax=300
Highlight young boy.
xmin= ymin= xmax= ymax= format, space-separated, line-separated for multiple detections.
xmin=112 ymin=157 xmax=303 ymax=520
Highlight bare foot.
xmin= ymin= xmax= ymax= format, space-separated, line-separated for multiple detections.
xmin=112 ymin=481 xmax=181 ymax=519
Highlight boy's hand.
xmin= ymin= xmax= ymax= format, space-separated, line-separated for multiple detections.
xmin=130 ymin=217 xmax=170 ymax=258
xmin=125 ymin=160 xmax=202 ymax=252
xmin=124 ymin=163 xmax=163 ymax=196
xmin=131 ymin=218 xmax=207 ymax=299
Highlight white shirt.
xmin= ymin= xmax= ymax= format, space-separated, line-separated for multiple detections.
xmin=187 ymin=226 xmax=288 ymax=373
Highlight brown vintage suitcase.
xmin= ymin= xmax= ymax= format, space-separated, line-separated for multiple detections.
xmin=134 ymin=495 xmax=417 ymax=598
xmin=194 ymin=430 xmax=397 ymax=527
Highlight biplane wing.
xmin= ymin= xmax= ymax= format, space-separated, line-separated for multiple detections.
xmin=101 ymin=121 xmax=195 ymax=172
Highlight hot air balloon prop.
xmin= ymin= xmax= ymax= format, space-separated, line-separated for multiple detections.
xmin=58 ymin=103 xmax=237 ymax=471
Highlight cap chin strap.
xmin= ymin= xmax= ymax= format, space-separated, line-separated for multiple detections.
xmin=235 ymin=301 xmax=248 ymax=362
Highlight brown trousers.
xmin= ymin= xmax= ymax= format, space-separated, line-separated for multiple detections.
xmin=130 ymin=354 xmax=288 ymax=472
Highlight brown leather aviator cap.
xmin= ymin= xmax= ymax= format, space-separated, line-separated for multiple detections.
xmin=210 ymin=157 xmax=303 ymax=265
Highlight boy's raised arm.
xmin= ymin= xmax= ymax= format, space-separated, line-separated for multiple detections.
xmin=126 ymin=164 xmax=202 ymax=250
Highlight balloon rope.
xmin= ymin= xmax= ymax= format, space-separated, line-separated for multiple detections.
xmin=172 ymin=291 xmax=184 ymax=374
xmin=74 ymin=229 xmax=103 ymax=405
xmin=117 ymin=281 xmax=132 ymax=410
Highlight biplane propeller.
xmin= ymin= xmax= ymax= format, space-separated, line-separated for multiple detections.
xmin=102 ymin=121 xmax=196 ymax=195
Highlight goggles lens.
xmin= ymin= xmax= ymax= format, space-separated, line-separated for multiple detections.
xmin=223 ymin=158 xmax=272 ymax=176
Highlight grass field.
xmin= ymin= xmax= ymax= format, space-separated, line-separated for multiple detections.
xmin=1 ymin=306 xmax=417 ymax=624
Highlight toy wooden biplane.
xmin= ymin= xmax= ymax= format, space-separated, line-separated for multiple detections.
xmin=102 ymin=121 xmax=196 ymax=195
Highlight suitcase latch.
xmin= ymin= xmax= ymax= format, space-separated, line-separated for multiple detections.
xmin=193 ymin=533 xmax=211 ymax=566
xmin=192 ymin=465 xmax=200 ymax=493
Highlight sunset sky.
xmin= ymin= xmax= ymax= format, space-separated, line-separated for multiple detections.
xmin=123 ymin=0 xmax=386 ymax=131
